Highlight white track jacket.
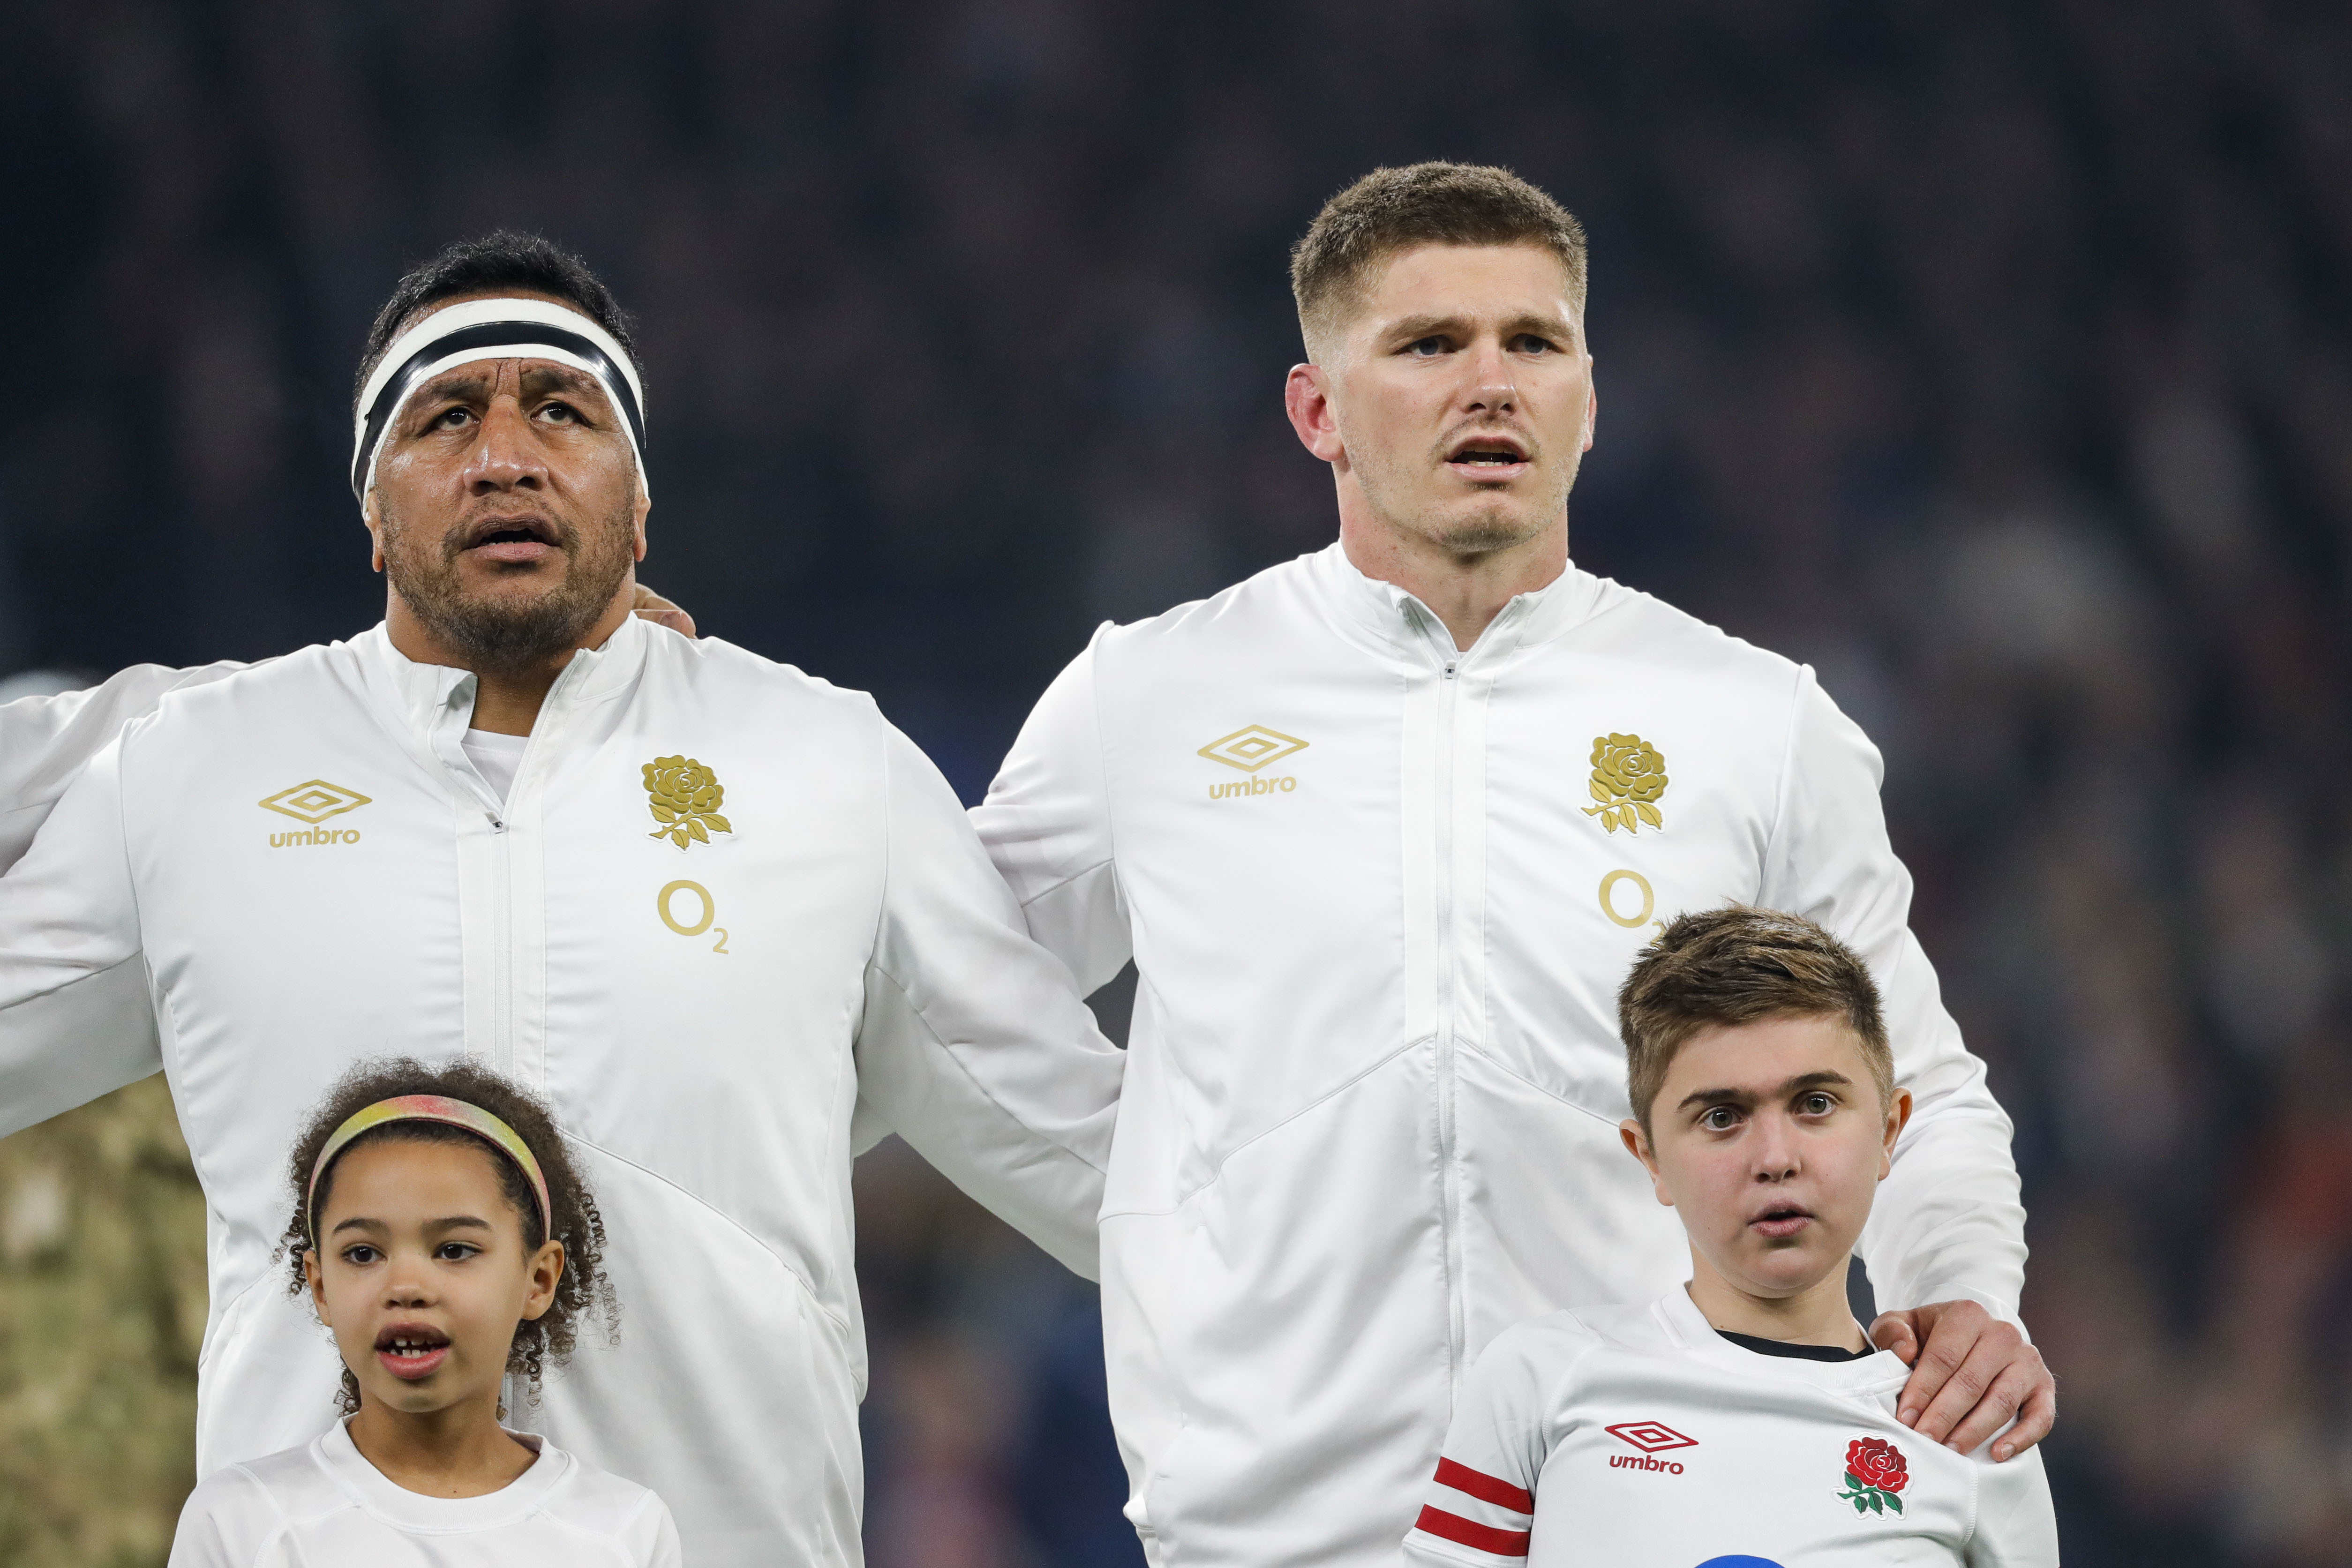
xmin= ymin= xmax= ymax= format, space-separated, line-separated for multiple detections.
xmin=974 ymin=544 xmax=2028 ymax=1568
xmin=0 ymin=617 xmax=1124 ymax=1568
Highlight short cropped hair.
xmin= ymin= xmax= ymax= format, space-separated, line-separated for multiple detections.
xmin=1618 ymin=906 xmax=1891 ymax=1133
xmin=1289 ymin=162 xmax=1590 ymax=355
xmin=354 ymin=231 xmax=640 ymax=410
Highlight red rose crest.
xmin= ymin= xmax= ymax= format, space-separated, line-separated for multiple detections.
xmin=1836 ymin=1436 xmax=1908 ymax=1515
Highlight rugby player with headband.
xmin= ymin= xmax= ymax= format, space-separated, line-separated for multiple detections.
xmin=0 ymin=231 xmax=1126 ymax=1567
xmin=350 ymin=296 xmax=649 ymax=509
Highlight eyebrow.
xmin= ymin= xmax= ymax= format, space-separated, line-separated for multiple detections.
xmin=401 ymin=361 xmax=609 ymax=420
xmin=1382 ymin=310 xmax=1578 ymax=345
xmin=329 ymin=1215 xmax=496 ymax=1237
xmin=1675 ymin=1070 xmax=1856 ymax=1114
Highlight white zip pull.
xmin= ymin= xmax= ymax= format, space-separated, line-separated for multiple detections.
xmin=487 ymin=813 xmax=506 ymax=833
xmin=1443 ymin=662 xmax=1458 ymax=679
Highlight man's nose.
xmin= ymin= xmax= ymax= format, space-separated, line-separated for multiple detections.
xmin=1460 ymin=341 xmax=1520 ymax=415
xmin=467 ymin=397 xmax=547 ymax=493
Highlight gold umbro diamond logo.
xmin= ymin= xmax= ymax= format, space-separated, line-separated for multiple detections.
xmin=1197 ymin=725 xmax=1308 ymax=773
xmin=258 ymin=780 xmax=373 ymax=825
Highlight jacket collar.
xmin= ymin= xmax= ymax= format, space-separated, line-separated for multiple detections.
xmin=353 ymin=611 xmax=652 ymax=739
xmin=1303 ymin=540 xmax=1607 ymax=668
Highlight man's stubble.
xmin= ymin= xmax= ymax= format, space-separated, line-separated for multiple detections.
xmin=377 ymin=495 xmax=638 ymax=678
xmin=1353 ymin=428 xmax=1571 ymax=562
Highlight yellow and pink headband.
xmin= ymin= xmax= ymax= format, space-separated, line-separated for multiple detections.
xmin=307 ymin=1095 xmax=552 ymax=1246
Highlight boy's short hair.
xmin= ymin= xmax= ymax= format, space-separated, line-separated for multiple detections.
xmin=1289 ymin=162 xmax=1590 ymax=356
xmin=1619 ymin=906 xmax=1892 ymax=1133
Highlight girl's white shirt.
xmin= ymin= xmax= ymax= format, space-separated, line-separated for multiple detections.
xmin=167 ymin=1417 xmax=683 ymax=1568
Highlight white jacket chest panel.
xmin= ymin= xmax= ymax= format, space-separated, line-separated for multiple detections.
xmin=1475 ymin=638 xmax=1788 ymax=1119
xmin=1104 ymin=643 xmax=1407 ymax=1175
xmin=116 ymin=646 xmax=881 ymax=1279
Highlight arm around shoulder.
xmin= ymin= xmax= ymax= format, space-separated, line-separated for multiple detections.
xmin=859 ymin=717 xmax=1125 ymax=1279
xmin=970 ymin=630 xmax=1133 ymax=994
xmin=0 ymin=660 xmax=241 ymax=875
xmin=0 ymin=739 xmax=159 ymax=1139
xmin=1762 ymin=669 xmax=2027 ymax=1320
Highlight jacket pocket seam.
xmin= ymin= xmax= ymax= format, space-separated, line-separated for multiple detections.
xmin=1101 ymin=1033 xmax=1428 ymax=1219
xmin=560 ymin=1130 xmax=852 ymax=1343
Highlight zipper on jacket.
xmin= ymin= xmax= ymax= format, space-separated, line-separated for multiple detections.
xmin=1408 ymin=603 xmax=1472 ymax=1392
xmin=488 ymin=808 xmax=512 ymax=1076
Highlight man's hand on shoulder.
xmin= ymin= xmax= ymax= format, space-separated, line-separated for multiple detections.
xmin=1871 ymin=1299 xmax=2054 ymax=1462
xmin=631 ymin=583 xmax=697 ymax=638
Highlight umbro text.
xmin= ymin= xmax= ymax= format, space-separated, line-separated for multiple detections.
xmin=1608 ymin=1454 xmax=1685 ymax=1474
xmin=269 ymin=828 xmax=362 ymax=848
xmin=1208 ymin=776 xmax=1298 ymax=800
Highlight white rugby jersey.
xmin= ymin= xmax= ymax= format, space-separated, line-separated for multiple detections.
xmin=1404 ymin=1290 xmax=2056 ymax=1568
xmin=975 ymin=542 xmax=2028 ymax=1568
xmin=0 ymin=616 xmax=1125 ymax=1568
xmin=169 ymin=1420 xmax=682 ymax=1567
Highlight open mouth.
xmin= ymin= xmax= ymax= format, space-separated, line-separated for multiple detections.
xmin=458 ymin=515 xmax=564 ymax=565
xmin=1444 ymin=433 xmax=1530 ymax=479
xmin=1749 ymin=1204 xmax=1814 ymax=1240
xmin=374 ymin=1323 xmax=453 ymax=1380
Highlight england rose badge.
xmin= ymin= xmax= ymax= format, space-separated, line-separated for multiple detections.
xmin=1836 ymin=1436 xmax=1908 ymax=1515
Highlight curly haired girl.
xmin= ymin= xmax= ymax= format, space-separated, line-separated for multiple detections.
xmin=168 ymin=1059 xmax=680 ymax=1566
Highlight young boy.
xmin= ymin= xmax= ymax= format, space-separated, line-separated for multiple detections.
xmin=1403 ymin=907 xmax=2057 ymax=1567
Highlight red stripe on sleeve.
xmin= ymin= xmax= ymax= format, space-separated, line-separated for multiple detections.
xmin=1434 ymin=1457 xmax=1535 ymax=1514
xmin=1414 ymin=1506 xmax=1532 ymax=1557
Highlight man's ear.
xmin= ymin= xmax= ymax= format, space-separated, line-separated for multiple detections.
xmin=1582 ymin=373 xmax=1599 ymax=453
xmin=631 ymin=485 xmax=651 ymax=561
xmin=1878 ymin=1087 xmax=1915 ymax=1179
xmin=1284 ymin=363 xmax=1347 ymax=465
xmin=361 ymin=491 xmax=386 ymax=573
xmin=1619 ymin=1118 xmax=1673 ymax=1207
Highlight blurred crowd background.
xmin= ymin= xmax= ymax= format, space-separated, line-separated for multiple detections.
xmin=1 ymin=0 xmax=2347 ymax=1563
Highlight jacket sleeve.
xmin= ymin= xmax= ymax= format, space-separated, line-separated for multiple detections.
xmin=1965 ymin=1445 xmax=2059 ymax=1567
xmin=969 ymin=629 xmax=1133 ymax=994
xmin=0 ymin=740 xmax=160 ymax=1140
xmin=856 ymin=717 xmax=1125 ymax=1280
xmin=1758 ymin=669 xmax=2029 ymax=1321
xmin=1402 ymin=1325 xmax=1553 ymax=1568
xmin=0 ymin=661 xmax=242 ymax=876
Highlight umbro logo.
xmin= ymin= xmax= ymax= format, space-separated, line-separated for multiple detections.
xmin=1606 ymin=1420 xmax=1695 ymax=1475
xmin=259 ymin=779 xmax=371 ymax=848
xmin=259 ymin=780 xmax=372 ymax=825
xmin=1197 ymin=725 xmax=1308 ymax=773
xmin=1198 ymin=726 xmax=1308 ymax=803
xmin=1608 ymin=1420 xmax=1698 ymax=1454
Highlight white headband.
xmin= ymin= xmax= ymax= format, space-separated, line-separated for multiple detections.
xmin=350 ymin=296 xmax=648 ymax=506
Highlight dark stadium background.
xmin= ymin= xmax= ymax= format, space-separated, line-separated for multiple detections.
xmin=2 ymin=2 xmax=2349 ymax=1563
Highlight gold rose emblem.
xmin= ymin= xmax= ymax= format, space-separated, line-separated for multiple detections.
xmin=1583 ymin=732 xmax=1667 ymax=834
xmin=644 ymin=754 xmax=733 ymax=849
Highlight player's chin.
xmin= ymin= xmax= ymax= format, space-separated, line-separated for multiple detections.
xmin=1428 ymin=505 xmax=1543 ymax=555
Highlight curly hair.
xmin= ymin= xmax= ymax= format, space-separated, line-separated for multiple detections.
xmin=280 ymin=1058 xmax=616 ymax=1415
